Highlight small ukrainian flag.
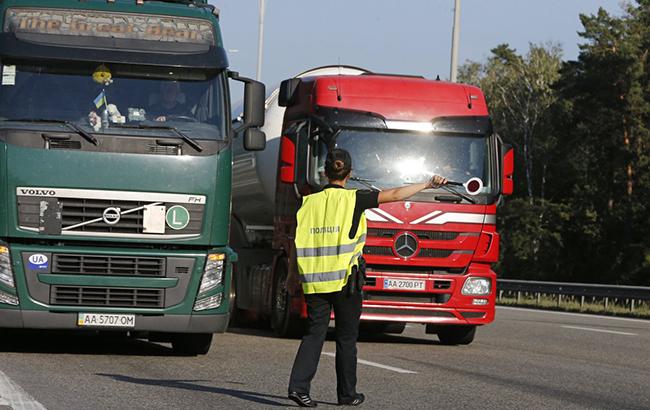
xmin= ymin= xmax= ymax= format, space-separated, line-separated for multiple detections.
xmin=93 ymin=90 xmax=107 ymax=108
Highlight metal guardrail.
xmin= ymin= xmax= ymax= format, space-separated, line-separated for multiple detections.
xmin=497 ymin=279 xmax=650 ymax=312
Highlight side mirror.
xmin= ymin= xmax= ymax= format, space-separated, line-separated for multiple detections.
xmin=502 ymin=143 xmax=514 ymax=195
xmin=244 ymin=128 xmax=266 ymax=151
xmin=229 ymin=71 xmax=265 ymax=131
xmin=278 ymin=78 xmax=301 ymax=107
xmin=279 ymin=135 xmax=296 ymax=183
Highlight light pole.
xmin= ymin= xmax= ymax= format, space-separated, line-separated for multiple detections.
xmin=449 ymin=0 xmax=461 ymax=82
xmin=256 ymin=0 xmax=266 ymax=81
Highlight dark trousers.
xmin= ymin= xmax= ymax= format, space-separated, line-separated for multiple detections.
xmin=288 ymin=280 xmax=362 ymax=402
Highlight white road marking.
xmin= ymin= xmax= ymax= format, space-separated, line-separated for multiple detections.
xmin=561 ymin=325 xmax=638 ymax=336
xmin=321 ymin=352 xmax=417 ymax=374
xmin=0 ymin=370 xmax=47 ymax=410
xmin=497 ymin=306 xmax=650 ymax=324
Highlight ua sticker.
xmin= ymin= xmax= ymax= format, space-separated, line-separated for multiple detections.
xmin=165 ymin=205 xmax=190 ymax=230
xmin=27 ymin=253 xmax=48 ymax=270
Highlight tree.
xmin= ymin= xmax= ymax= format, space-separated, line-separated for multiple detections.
xmin=460 ymin=43 xmax=562 ymax=203
xmin=459 ymin=1 xmax=650 ymax=285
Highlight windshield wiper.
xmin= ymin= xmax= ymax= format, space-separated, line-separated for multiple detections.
xmin=349 ymin=176 xmax=382 ymax=191
xmin=2 ymin=118 xmax=99 ymax=146
xmin=112 ymin=123 xmax=203 ymax=152
xmin=439 ymin=184 xmax=476 ymax=204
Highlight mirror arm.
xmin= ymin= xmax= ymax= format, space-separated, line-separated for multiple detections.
xmin=229 ymin=70 xmax=265 ymax=133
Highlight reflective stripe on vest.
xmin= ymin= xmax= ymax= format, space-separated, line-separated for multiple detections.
xmin=295 ymin=188 xmax=367 ymax=294
xmin=296 ymin=235 xmax=367 ymax=257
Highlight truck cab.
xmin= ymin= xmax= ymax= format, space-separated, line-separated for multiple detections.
xmin=232 ymin=67 xmax=512 ymax=344
xmin=0 ymin=0 xmax=265 ymax=355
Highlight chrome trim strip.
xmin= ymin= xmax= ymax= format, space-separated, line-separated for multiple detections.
xmin=364 ymin=209 xmax=388 ymax=222
xmin=16 ymin=187 xmax=206 ymax=204
xmin=411 ymin=210 xmax=442 ymax=225
xmin=18 ymin=226 xmax=199 ymax=239
xmin=424 ymin=212 xmax=487 ymax=225
xmin=371 ymin=208 xmax=404 ymax=224
xmin=484 ymin=215 xmax=497 ymax=225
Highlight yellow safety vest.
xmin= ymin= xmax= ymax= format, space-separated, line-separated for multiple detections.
xmin=295 ymin=188 xmax=367 ymax=294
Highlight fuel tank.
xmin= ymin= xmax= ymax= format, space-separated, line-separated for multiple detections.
xmin=232 ymin=65 xmax=369 ymax=229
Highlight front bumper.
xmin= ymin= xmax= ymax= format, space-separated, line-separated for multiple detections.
xmin=0 ymin=310 xmax=229 ymax=333
xmin=359 ymin=263 xmax=496 ymax=325
xmin=1 ymin=243 xmax=234 ymax=333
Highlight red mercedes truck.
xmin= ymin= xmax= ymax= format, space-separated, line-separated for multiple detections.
xmin=231 ymin=66 xmax=513 ymax=344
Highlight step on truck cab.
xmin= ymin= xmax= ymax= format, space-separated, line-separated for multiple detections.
xmin=0 ymin=0 xmax=266 ymax=355
xmin=232 ymin=66 xmax=513 ymax=345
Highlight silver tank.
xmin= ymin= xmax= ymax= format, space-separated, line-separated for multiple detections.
xmin=232 ymin=65 xmax=369 ymax=230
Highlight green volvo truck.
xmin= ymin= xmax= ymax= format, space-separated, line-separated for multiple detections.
xmin=0 ymin=0 xmax=265 ymax=355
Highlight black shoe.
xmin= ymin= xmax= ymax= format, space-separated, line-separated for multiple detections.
xmin=338 ymin=393 xmax=365 ymax=406
xmin=288 ymin=392 xmax=317 ymax=407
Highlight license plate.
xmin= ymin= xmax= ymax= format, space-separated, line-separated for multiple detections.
xmin=77 ymin=313 xmax=135 ymax=328
xmin=383 ymin=278 xmax=425 ymax=290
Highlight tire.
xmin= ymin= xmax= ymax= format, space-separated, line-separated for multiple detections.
xmin=271 ymin=260 xmax=304 ymax=338
xmin=432 ymin=325 xmax=476 ymax=345
xmin=171 ymin=333 xmax=213 ymax=355
xmin=227 ymin=266 xmax=242 ymax=328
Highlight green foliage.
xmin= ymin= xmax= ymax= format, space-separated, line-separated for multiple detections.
xmin=460 ymin=1 xmax=650 ymax=285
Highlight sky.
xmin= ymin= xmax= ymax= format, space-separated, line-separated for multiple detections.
xmin=213 ymin=0 xmax=625 ymax=91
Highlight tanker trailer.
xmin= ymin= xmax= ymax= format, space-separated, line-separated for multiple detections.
xmin=229 ymin=66 xmax=369 ymax=327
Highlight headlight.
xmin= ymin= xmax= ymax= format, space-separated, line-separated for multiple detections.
xmin=197 ymin=253 xmax=225 ymax=296
xmin=461 ymin=277 xmax=491 ymax=296
xmin=193 ymin=293 xmax=223 ymax=311
xmin=0 ymin=246 xmax=15 ymax=289
xmin=0 ymin=289 xmax=19 ymax=306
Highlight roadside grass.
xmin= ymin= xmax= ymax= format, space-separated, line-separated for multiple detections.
xmin=497 ymin=293 xmax=650 ymax=320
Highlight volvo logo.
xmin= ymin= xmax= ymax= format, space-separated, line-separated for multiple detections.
xmin=394 ymin=232 xmax=418 ymax=258
xmin=102 ymin=207 xmax=122 ymax=225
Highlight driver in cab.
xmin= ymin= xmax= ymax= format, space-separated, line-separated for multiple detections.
xmin=148 ymin=81 xmax=192 ymax=122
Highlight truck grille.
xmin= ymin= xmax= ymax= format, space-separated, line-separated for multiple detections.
xmin=60 ymin=198 xmax=203 ymax=234
xmin=367 ymin=265 xmax=466 ymax=275
xmin=417 ymin=249 xmax=453 ymax=258
xmin=51 ymin=286 xmax=164 ymax=308
xmin=17 ymin=193 xmax=204 ymax=237
xmin=52 ymin=254 xmax=165 ymax=277
xmin=364 ymin=246 xmax=393 ymax=256
xmin=363 ymin=246 xmax=453 ymax=258
xmin=61 ymin=199 xmax=147 ymax=234
xmin=365 ymin=291 xmax=451 ymax=304
xmin=367 ymin=228 xmax=459 ymax=240
xmin=362 ymin=307 xmax=454 ymax=317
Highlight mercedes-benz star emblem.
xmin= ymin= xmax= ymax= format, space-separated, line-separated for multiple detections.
xmin=102 ymin=207 xmax=122 ymax=225
xmin=394 ymin=232 xmax=418 ymax=258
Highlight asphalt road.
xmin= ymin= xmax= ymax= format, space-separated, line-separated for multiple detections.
xmin=1 ymin=307 xmax=649 ymax=410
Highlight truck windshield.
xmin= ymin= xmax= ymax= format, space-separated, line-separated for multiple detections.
xmin=313 ymin=128 xmax=494 ymax=199
xmin=0 ymin=61 xmax=227 ymax=140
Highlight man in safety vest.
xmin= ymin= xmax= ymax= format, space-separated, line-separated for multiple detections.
xmin=288 ymin=149 xmax=447 ymax=407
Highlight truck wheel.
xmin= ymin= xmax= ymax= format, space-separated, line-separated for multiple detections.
xmin=227 ymin=266 xmax=242 ymax=328
xmin=431 ymin=325 xmax=476 ymax=345
xmin=271 ymin=261 xmax=304 ymax=338
xmin=171 ymin=333 xmax=213 ymax=355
